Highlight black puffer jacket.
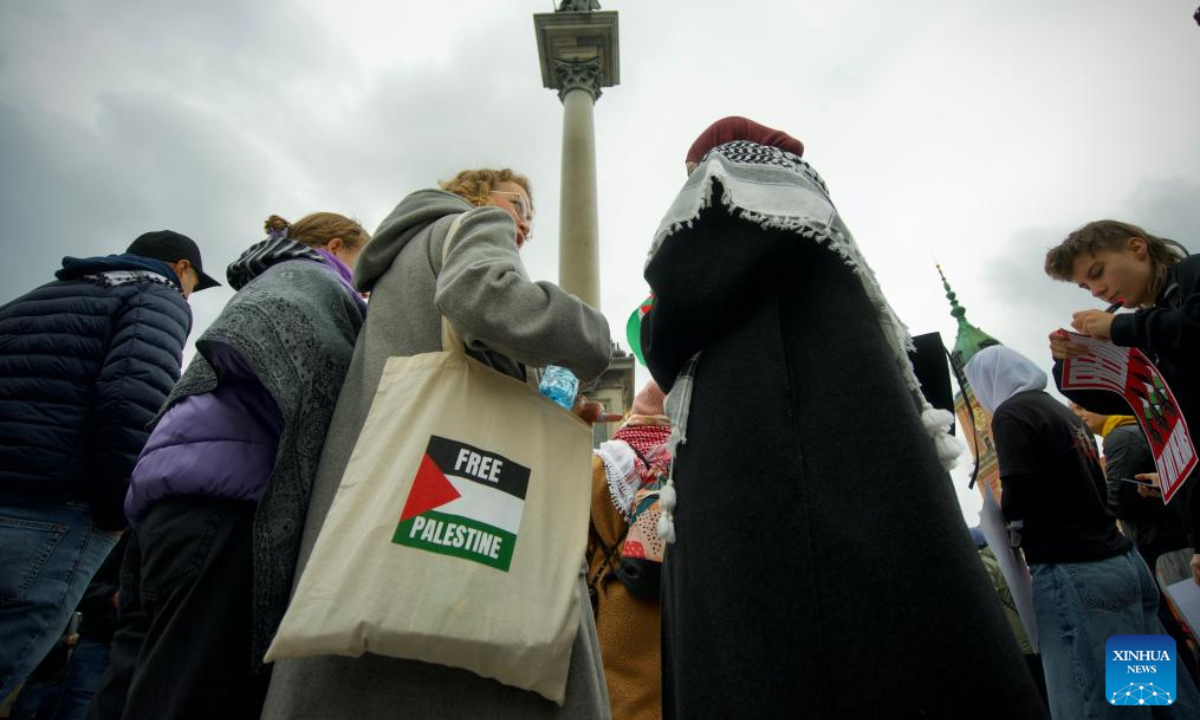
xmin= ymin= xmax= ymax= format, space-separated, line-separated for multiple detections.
xmin=0 ymin=254 xmax=192 ymax=529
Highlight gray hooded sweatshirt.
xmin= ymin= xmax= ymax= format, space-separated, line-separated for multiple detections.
xmin=261 ymin=189 xmax=614 ymax=720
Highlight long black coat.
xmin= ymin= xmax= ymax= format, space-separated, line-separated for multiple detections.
xmin=642 ymin=196 xmax=1048 ymax=719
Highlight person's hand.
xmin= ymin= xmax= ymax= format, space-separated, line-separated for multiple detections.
xmin=1134 ymin=472 xmax=1161 ymax=498
xmin=1070 ymin=310 xmax=1115 ymax=340
xmin=1192 ymin=553 xmax=1200 ymax=586
xmin=1049 ymin=329 xmax=1088 ymax=360
xmin=571 ymin=397 xmax=623 ymax=426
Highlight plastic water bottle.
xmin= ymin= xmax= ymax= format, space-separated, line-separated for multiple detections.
xmin=539 ymin=365 xmax=578 ymax=410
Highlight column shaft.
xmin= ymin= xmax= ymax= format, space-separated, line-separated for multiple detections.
xmin=558 ymin=87 xmax=600 ymax=309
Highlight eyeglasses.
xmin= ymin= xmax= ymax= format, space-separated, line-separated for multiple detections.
xmin=489 ymin=190 xmax=533 ymax=224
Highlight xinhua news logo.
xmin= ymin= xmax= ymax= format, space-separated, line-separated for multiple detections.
xmin=1106 ymin=635 xmax=1177 ymax=706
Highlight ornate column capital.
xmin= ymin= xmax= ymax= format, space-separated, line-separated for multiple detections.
xmin=554 ymin=57 xmax=603 ymax=102
xmin=558 ymin=0 xmax=601 ymax=10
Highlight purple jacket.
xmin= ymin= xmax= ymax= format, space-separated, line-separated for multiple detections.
xmin=124 ymin=250 xmax=363 ymax=524
xmin=125 ymin=341 xmax=283 ymax=523
xmin=316 ymin=247 xmax=367 ymax=315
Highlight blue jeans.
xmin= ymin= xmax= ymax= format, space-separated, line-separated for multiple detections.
xmin=10 ymin=637 xmax=111 ymax=720
xmin=1031 ymin=548 xmax=1200 ymax=719
xmin=0 ymin=501 xmax=118 ymax=699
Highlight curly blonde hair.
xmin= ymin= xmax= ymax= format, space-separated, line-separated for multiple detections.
xmin=263 ymin=212 xmax=369 ymax=250
xmin=439 ymin=168 xmax=532 ymax=209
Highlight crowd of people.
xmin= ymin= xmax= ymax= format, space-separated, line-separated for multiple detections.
xmin=1 ymin=116 xmax=1198 ymax=719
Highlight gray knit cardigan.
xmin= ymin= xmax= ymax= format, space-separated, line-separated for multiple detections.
xmin=163 ymin=256 xmax=364 ymax=665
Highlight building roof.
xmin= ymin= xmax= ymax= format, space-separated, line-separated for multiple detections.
xmin=937 ymin=265 xmax=1001 ymax=368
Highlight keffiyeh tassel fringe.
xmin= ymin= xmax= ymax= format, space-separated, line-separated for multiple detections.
xmin=656 ymin=479 xmax=678 ymax=544
xmin=657 ymin=419 xmax=687 ymax=544
xmin=922 ymin=407 xmax=964 ymax=471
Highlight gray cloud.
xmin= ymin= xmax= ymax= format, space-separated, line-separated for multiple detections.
xmin=0 ymin=0 xmax=340 ymax=287
xmin=3 ymin=0 xmax=1198 ymax=525
xmin=975 ymin=177 xmax=1200 ymax=377
xmin=1125 ymin=178 xmax=1200 ymax=248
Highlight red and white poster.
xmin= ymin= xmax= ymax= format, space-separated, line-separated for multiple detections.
xmin=1060 ymin=331 xmax=1196 ymax=504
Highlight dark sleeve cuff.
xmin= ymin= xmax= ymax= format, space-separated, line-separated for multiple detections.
xmin=1109 ymin=312 xmax=1137 ymax=347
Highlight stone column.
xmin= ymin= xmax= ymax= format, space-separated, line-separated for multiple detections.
xmin=534 ymin=7 xmax=631 ymax=444
xmin=534 ymin=7 xmax=618 ymax=310
xmin=556 ymin=58 xmax=603 ymax=308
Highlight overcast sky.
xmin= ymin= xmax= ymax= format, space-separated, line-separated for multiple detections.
xmin=3 ymin=0 xmax=1198 ymax=523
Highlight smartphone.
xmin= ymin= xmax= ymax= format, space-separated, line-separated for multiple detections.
xmin=1116 ymin=476 xmax=1155 ymax=486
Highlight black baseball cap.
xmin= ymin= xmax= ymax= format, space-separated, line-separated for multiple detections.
xmin=126 ymin=230 xmax=220 ymax=291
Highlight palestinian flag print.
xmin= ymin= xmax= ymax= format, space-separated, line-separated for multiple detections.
xmin=392 ymin=435 xmax=530 ymax=571
xmin=625 ymin=294 xmax=654 ymax=367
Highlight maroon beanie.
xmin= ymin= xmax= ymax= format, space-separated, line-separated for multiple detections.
xmin=685 ymin=116 xmax=804 ymax=165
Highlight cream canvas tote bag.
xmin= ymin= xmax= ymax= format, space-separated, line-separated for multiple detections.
xmin=266 ymin=216 xmax=594 ymax=703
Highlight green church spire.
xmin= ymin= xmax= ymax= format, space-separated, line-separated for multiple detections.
xmin=937 ymin=264 xmax=1001 ymax=369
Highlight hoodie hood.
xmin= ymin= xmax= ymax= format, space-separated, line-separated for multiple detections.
xmin=226 ymin=237 xmax=327 ymax=291
xmin=56 ymin=253 xmax=180 ymax=288
xmin=355 ymin=189 xmax=472 ymax=292
xmin=964 ymin=345 xmax=1048 ymax=414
